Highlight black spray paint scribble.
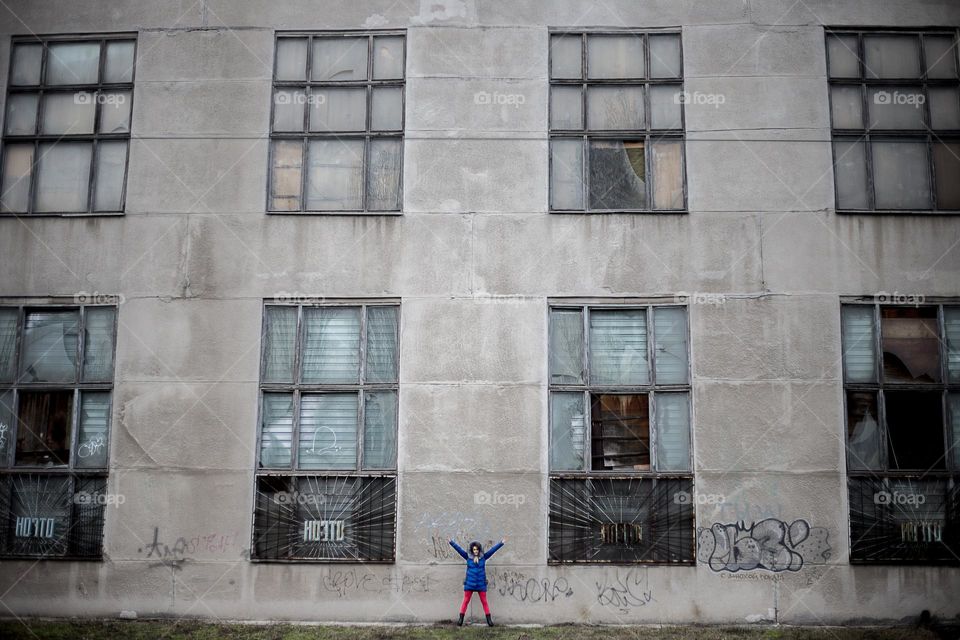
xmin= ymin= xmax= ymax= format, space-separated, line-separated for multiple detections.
xmin=595 ymin=568 xmax=655 ymax=613
xmin=697 ymin=519 xmax=831 ymax=572
xmin=490 ymin=570 xmax=573 ymax=604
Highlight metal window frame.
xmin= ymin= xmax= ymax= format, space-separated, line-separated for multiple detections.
xmin=548 ymin=29 xmax=687 ymax=214
xmin=1 ymin=33 xmax=137 ymax=217
xmin=267 ymin=31 xmax=406 ymax=215
xmin=825 ymin=28 xmax=960 ymax=214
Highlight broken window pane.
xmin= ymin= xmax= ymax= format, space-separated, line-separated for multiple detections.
xmin=312 ymin=37 xmax=367 ymax=81
xmin=833 ymin=140 xmax=869 ymax=210
xmin=15 ymin=390 xmax=73 ymax=466
xmin=842 ymin=305 xmax=877 ymax=382
xmin=589 ymin=140 xmax=646 ymax=210
xmin=75 ymin=392 xmax=110 ymax=468
xmin=867 ymin=87 xmax=925 ymax=129
xmin=35 ymin=142 xmax=92 ymax=212
xmin=82 ymin=307 xmax=116 ymax=381
xmin=103 ymin=41 xmax=135 ymax=84
xmin=586 ymin=85 xmax=644 ymax=130
xmin=550 ymin=138 xmax=584 ymax=210
xmin=550 ymin=35 xmax=582 ymax=79
xmin=946 ymin=307 xmax=960 ymax=383
xmin=0 ymin=390 xmax=13 ymax=461
xmin=591 ymin=393 xmax=649 ymax=471
xmin=93 ymin=141 xmax=127 ymax=212
xmin=260 ymin=393 xmax=293 ymax=468
xmin=363 ymin=391 xmax=397 ymax=469
xmin=309 ymin=88 xmax=366 ymax=132
xmin=934 ymin=143 xmax=960 ymax=210
xmin=651 ymin=140 xmax=683 ymax=210
xmin=0 ymin=144 xmax=33 ymax=213
xmin=928 ymin=87 xmax=960 ymax=130
xmin=655 ymin=392 xmax=689 ymax=471
xmin=587 ymin=35 xmax=644 ymax=79
xmin=371 ymin=86 xmax=402 ymax=130
xmin=365 ymin=306 xmax=398 ymax=383
xmin=46 ymin=42 xmax=100 ymax=85
xmin=306 ymin=139 xmax=363 ymax=210
xmin=830 ymin=85 xmax=862 ymax=129
xmin=0 ymin=309 xmax=17 ymax=381
xmin=872 ymin=140 xmax=931 ymax=209
xmin=550 ymin=86 xmax=582 ymax=130
xmin=649 ymin=34 xmax=681 ymax=78
xmin=4 ymin=93 xmax=38 ymax=135
xmin=881 ymin=306 xmax=940 ymax=384
xmin=885 ymin=391 xmax=944 ymax=470
xmin=550 ymin=392 xmax=585 ymax=471
xmin=654 ymin=307 xmax=688 ymax=384
xmin=41 ymin=92 xmax=95 ymax=135
xmin=948 ymin=393 xmax=960 ymax=469
xmin=649 ymin=85 xmax=682 ymax=130
xmin=298 ymin=393 xmax=357 ymax=470
xmin=262 ymin=305 xmax=298 ymax=383
xmin=275 ymin=38 xmax=307 ymax=81
xmin=373 ymin=36 xmax=404 ymax=80
xmin=590 ymin=309 xmax=648 ymax=385
xmin=273 ymin=89 xmax=304 ymax=131
xmin=302 ymin=306 xmax=361 ymax=384
xmin=21 ymin=310 xmax=79 ymax=383
xmin=10 ymin=43 xmax=42 ymax=86
xmin=924 ymin=35 xmax=958 ymax=79
xmin=366 ymin=138 xmax=402 ymax=211
xmin=864 ymin=35 xmax=920 ymax=79
xmin=846 ymin=391 xmax=881 ymax=470
xmin=549 ymin=308 xmax=584 ymax=385
xmin=270 ymin=140 xmax=302 ymax=211
xmin=827 ymin=34 xmax=860 ymax=78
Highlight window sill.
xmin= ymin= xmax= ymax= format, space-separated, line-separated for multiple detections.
xmin=0 ymin=211 xmax=124 ymax=218
xmin=548 ymin=559 xmax=695 ymax=566
xmin=550 ymin=209 xmax=688 ymax=215
xmin=250 ymin=557 xmax=395 ymax=564
xmin=267 ymin=210 xmax=402 ymax=216
xmin=836 ymin=209 xmax=960 ymax=216
xmin=0 ymin=554 xmax=104 ymax=561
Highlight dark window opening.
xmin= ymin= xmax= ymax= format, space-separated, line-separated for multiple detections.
xmin=15 ymin=390 xmax=73 ymax=466
xmin=590 ymin=393 xmax=649 ymax=471
xmin=886 ymin=391 xmax=945 ymax=471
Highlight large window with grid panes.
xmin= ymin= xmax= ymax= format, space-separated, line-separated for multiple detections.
xmin=0 ymin=304 xmax=117 ymax=558
xmin=841 ymin=301 xmax=960 ymax=563
xmin=547 ymin=303 xmax=694 ymax=563
xmin=252 ymin=301 xmax=398 ymax=561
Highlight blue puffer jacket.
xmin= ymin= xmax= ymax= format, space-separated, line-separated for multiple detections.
xmin=450 ymin=539 xmax=503 ymax=592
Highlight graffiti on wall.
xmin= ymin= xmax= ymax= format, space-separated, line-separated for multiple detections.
xmin=489 ymin=570 xmax=573 ymax=604
xmin=138 ymin=527 xmax=238 ymax=568
xmin=595 ymin=568 xmax=655 ymax=613
xmin=321 ymin=569 xmax=431 ymax=598
xmin=415 ymin=510 xmax=498 ymax=560
xmin=697 ymin=519 xmax=831 ymax=572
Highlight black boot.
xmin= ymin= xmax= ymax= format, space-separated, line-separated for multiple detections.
xmin=486 ymin=613 xmax=494 ymax=626
xmin=457 ymin=613 xmax=464 ymax=626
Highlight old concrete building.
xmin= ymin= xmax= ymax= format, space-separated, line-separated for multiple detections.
xmin=1 ymin=0 xmax=959 ymax=626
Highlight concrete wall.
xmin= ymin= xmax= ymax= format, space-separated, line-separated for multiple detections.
xmin=1 ymin=0 xmax=959 ymax=625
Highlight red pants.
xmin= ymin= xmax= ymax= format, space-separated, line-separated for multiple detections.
xmin=459 ymin=590 xmax=490 ymax=615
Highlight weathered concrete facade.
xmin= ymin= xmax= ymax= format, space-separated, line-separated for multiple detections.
xmin=1 ymin=0 xmax=959 ymax=625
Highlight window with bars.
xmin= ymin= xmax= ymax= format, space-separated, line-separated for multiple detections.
xmin=268 ymin=32 xmax=404 ymax=213
xmin=548 ymin=304 xmax=694 ymax=563
xmin=0 ymin=305 xmax=117 ymax=558
xmin=253 ymin=302 xmax=398 ymax=561
xmin=549 ymin=31 xmax=686 ymax=212
xmin=841 ymin=302 xmax=960 ymax=563
xmin=827 ymin=29 xmax=960 ymax=212
xmin=1 ymin=35 xmax=136 ymax=215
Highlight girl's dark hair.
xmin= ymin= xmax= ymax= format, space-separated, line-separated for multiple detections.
xmin=469 ymin=540 xmax=483 ymax=554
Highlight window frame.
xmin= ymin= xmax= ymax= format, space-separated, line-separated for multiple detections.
xmin=251 ymin=299 xmax=399 ymax=563
xmin=841 ymin=299 xmax=960 ymax=564
xmin=267 ymin=30 xmax=406 ymax=215
xmin=548 ymin=29 xmax=688 ymax=214
xmin=0 ymin=302 xmax=118 ymax=560
xmin=547 ymin=301 xmax=695 ymax=565
xmin=1 ymin=33 xmax=137 ymax=217
xmin=826 ymin=28 xmax=960 ymax=214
